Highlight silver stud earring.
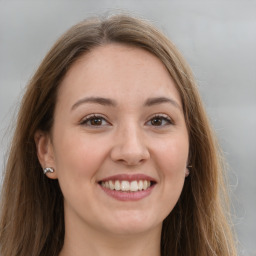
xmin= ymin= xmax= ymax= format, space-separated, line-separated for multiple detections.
xmin=43 ymin=167 xmax=54 ymax=175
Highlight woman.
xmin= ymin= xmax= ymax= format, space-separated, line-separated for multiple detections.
xmin=0 ymin=14 xmax=237 ymax=256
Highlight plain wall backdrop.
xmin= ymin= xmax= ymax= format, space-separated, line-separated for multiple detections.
xmin=0 ymin=1 xmax=255 ymax=255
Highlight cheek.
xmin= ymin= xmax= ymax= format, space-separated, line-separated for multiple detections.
xmin=153 ymin=138 xmax=188 ymax=215
xmin=52 ymin=133 xmax=108 ymax=208
xmin=155 ymin=135 xmax=189 ymax=172
xmin=52 ymin=129 xmax=107 ymax=183
xmin=154 ymin=134 xmax=188 ymax=203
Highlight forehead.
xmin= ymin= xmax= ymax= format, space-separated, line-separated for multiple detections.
xmin=58 ymin=43 xmax=181 ymax=106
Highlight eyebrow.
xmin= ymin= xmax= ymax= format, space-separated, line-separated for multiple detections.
xmin=71 ymin=96 xmax=181 ymax=111
xmin=144 ymin=97 xmax=182 ymax=111
xmin=71 ymin=97 xmax=117 ymax=111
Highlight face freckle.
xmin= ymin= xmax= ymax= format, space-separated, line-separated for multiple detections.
xmin=50 ymin=44 xmax=189 ymax=237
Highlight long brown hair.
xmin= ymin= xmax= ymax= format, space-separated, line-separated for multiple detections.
xmin=0 ymin=14 xmax=237 ymax=255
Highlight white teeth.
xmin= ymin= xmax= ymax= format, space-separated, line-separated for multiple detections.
xmin=121 ymin=181 xmax=130 ymax=191
xmin=115 ymin=180 xmax=121 ymax=191
xmin=101 ymin=180 xmax=152 ymax=192
xmin=138 ymin=180 xmax=143 ymax=190
xmin=130 ymin=180 xmax=139 ymax=191
xmin=143 ymin=180 xmax=148 ymax=190
xmin=109 ymin=180 xmax=115 ymax=190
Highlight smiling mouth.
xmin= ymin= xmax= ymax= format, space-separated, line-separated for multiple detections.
xmin=98 ymin=174 xmax=156 ymax=201
xmin=99 ymin=180 xmax=155 ymax=192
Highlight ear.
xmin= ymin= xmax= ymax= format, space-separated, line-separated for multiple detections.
xmin=185 ymin=165 xmax=192 ymax=177
xmin=34 ymin=131 xmax=58 ymax=179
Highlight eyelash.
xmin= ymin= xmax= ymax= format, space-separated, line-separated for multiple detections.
xmin=80 ymin=114 xmax=173 ymax=127
xmin=146 ymin=114 xmax=173 ymax=127
xmin=80 ymin=114 xmax=110 ymax=127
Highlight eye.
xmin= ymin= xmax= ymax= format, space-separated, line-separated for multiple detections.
xmin=80 ymin=114 xmax=110 ymax=127
xmin=146 ymin=114 xmax=173 ymax=127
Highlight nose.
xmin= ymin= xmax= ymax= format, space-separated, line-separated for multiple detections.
xmin=110 ymin=124 xmax=150 ymax=166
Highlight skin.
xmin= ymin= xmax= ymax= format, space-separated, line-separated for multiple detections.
xmin=36 ymin=44 xmax=189 ymax=256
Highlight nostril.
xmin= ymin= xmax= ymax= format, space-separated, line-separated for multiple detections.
xmin=110 ymin=134 xmax=150 ymax=165
xmin=111 ymin=149 xmax=150 ymax=166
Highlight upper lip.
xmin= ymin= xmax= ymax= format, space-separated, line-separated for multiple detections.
xmin=99 ymin=174 xmax=157 ymax=183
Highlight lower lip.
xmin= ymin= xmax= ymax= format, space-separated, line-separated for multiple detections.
xmin=99 ymin=184 xmax=155 ymax=201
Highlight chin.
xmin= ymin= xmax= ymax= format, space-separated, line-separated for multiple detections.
xmin=101 ymin=211 xmax=162 ymax=235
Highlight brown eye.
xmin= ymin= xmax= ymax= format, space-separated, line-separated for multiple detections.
xmin=151 ymin=117 xmax=163 ymax=126
xmin=90 ymin=117 xmax=103 ymax=126
xmin=146 ymin=115 xmax=172 ymax=127
xmin=81 ymin=115 xmax=109 ymax=127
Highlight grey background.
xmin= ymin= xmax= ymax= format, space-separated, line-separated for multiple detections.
xmin=0 ymin=1 xmax=255 ymax=255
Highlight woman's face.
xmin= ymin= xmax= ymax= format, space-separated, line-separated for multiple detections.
xmin=43 ymin=44 xmax=189 ymax=236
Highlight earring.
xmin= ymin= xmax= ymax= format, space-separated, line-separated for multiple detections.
xmin=43 ymin=167 xmax=54 ymax=175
